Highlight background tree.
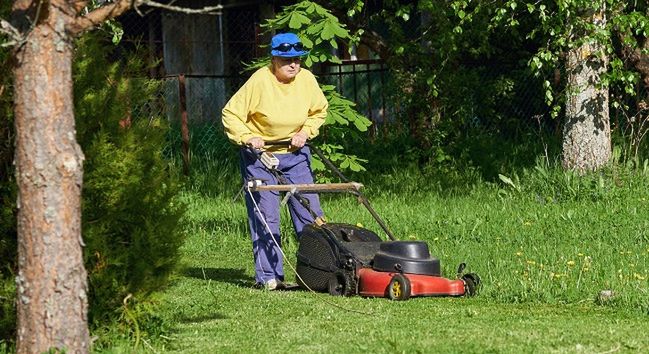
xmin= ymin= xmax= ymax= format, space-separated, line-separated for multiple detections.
xmin=562 ymin=4 xmax=610 ymax=172
xmin=320 ymin=0 xmax=648 ymax=172
xmin=492 ymin=0 xmax=649 ymax=171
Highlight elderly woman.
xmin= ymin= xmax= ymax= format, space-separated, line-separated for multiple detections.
xmin=222 ymin=32 xmax=328 ymax=290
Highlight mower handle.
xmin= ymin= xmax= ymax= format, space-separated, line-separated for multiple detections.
xmin=241 ymin=140 xmax=397 ymax=241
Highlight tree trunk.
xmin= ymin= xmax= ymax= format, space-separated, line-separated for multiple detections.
xmin=12 ymin=3 xmax=89 ymax=353
xmin=562 ymin=10 xmax=611 ymax=172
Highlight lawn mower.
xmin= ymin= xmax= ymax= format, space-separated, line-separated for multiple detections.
xmin=245 ymin=142 xmax=480 ymax=300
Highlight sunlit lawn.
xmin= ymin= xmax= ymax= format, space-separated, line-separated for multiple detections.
xmin=141 ymin=174 xmax=649 ymax=353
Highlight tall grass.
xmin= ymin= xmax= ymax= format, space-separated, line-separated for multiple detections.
xmin=182 ymin=151 xmax=649 ymax=314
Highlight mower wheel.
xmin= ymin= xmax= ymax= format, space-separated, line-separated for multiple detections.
xmin=387 ymin=274 xmax=411 ymax=301
xmin=462 ymin=273 xmax=481 ymax=297
xmin=328 ymin=271 xmax=355 ymax=297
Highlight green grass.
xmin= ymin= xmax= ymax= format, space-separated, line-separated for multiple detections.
xmin=97 ymin=163 xmax=649 ymax=353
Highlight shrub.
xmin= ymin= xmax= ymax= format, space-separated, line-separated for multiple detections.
xmin=73 ymin=33 xmax=186 ymax=329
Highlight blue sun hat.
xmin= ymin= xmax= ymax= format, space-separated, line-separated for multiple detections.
xmin=270 ymin=32 xmax=309 ymax=57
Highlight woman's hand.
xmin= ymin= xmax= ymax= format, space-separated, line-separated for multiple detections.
xmin=291 ymin=131 xmax=308 ymax=148
xmin=246 ymin=137 xmax=265 ymax=149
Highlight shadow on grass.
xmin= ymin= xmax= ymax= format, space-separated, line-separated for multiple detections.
xmin=183 ymin=267 xmax=255 ymax=287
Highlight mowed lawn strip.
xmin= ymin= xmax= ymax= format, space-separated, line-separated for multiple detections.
xmin=153 ymin=180 xmax=649 ymax=353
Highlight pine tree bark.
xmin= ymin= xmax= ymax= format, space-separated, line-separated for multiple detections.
xmin=12 ymin=3 xmax=89 ymax=353
xmin=562 ymin=10 xmax=611 ymax=172
xmin=10 ymin=0 xmax=133 ymax=352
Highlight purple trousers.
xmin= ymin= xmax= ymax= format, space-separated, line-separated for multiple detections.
xmin=240 ymin=146 xmax=324 ymax=284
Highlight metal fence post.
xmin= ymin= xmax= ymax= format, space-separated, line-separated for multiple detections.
xmin=178 ymin=74 xmax=191 ymax=176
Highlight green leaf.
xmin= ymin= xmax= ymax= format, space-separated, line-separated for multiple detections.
xmin=353 ymin=118 xmax=370 ymax=132
xmin=498 ymin=174 xmax=517 ymax=189
xmin=302 ymin=37 xmax=314 ymax=48
xmin=304 ymin=3 xmax=316 ymax=14
xmin=311 ymin=157 xmax=325 ymax=171
xmin=526 ymin=3 xmax=535 ymax=13
xmin=545 ymin=89 xmax=553 ymax=104
xmin=321 ymin=21 xmax=336 ymax=40
xmin=349 ymin=160 xmax=365 ymax=172
xmin=333 ymin=24 xmax=350 ymax=39
xmin=329 ymin=56 xmax=342 ymax=64
xmin=289 ymin=12 xmax=310 ymax=29
xmin=306 ymin=21 xmax=325 ymax=35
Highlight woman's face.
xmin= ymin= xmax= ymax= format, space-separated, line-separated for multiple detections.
xmin=272 ymin=57 xmax=301 ymax=83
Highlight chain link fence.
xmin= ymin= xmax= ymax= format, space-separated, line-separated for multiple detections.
xmin=114 ymin=5 xmax=649 ymax=172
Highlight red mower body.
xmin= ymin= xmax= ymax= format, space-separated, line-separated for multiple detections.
xmin=295 ymin=223 xmax=480 ymax=300
xmin=357 ymin=268 xmax=467 ymax=298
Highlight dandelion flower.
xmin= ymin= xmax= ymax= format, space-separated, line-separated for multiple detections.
xmin=567 ymin=260 xmax=576 ymax=266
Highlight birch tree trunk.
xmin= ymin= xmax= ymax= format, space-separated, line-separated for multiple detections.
xmin=562 ymin=9 xmax=611 ymax=172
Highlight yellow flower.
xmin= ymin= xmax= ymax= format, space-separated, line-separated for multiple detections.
xmin=577 ymin=253 xmax=584 ymax=257
xmin=515 ymin=251 xmax=523 ymax=257
xmin=567 ymin=260 xmax=576 ymax=266
xmin=526 ymin=260 xmax=536 ymax=265
xmin=633 ymin=273 xmax=646 ymax=280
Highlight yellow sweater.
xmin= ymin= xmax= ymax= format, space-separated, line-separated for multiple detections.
xmin=222 ymin=66 xmax=328 ymax=152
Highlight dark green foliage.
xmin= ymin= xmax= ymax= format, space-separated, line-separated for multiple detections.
xmin=340 ymin=0 xmax=557 ymax=177
xmin=0 ymin=1 xmax=17 ymax=342
xmin=73 ymin=34 xmax=186 ymax=328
